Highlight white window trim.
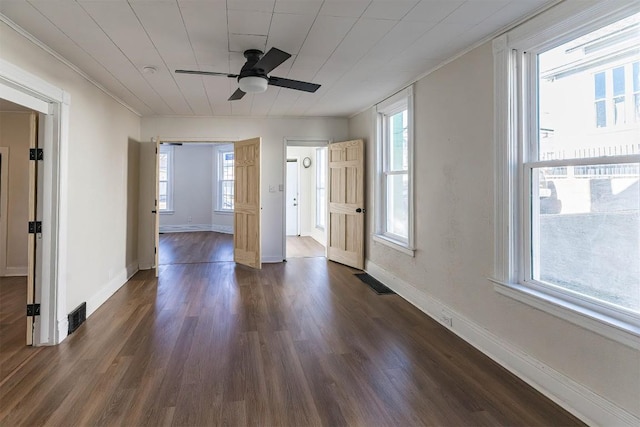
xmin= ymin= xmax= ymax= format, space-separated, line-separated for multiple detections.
xmin=159 ymin=145 xmax=174 ymax=213
xmin=374 ymin=85 xmax=415 ymax=256
xmin=216 ymin=145 xmax=234 ymax=212
xmin=492 ymin=0 xmax=640 ymax=350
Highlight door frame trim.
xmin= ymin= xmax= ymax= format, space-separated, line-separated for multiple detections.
xmin=0 ymin=58 xmax=70 ymax=345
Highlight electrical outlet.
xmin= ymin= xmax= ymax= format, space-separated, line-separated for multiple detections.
xmin=187 ymin=216 xmax=192 ymax=223
xmin=441 ymin=311 xmax=453 ymax=328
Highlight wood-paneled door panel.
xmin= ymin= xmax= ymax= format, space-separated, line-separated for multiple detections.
xmin=234 ymin=137 xmax=261 ymax=269
xmin=327 ymin=139 xmax=364 ymax=270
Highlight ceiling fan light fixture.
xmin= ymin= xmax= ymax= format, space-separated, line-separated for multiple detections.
xmin=238 ymin=76 xmax=268 ymax=94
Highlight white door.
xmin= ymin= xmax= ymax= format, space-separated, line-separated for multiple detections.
xmin=286 ymin=160 xmax=299 ymax=236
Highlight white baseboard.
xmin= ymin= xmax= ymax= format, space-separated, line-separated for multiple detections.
xmin=126 ymin=261 xmax=139 ymax=279
xmin=159 ymin=224 xmax=233 ymax=234
xmin=138 ymin=263 xmax=154 ymax=270
xmin=3 ymin=266 xmax=27 ymax=276
xmin=262 ymin=256 xmax=285 ymax=263
xmin=365 ymin=260 xmax=639 ymax=427
xmin=85 ymin=266 xmax=132 ymax=318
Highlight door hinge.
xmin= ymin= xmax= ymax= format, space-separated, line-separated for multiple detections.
xmin=27 ymin=304 xmax=41 ymax=316
xmin=154 ymin=247 xmax=157 ymax=254
xmin=28 ymin=221 xmax=42 ymax=234
xmin=29 ymin=148 xmax=44 ymax=161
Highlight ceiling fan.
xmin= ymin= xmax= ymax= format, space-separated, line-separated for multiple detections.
xmin=175 ymin=47 xmax=321 ymax=101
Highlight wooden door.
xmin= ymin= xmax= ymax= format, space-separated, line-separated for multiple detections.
xmin=234 ymin=137 xmax=261 ymax=269
xmin=154 ymin=138 xmax=160 ymax=277
xmin=327 ymin=139 xmax=364 ymax=270
xmin=26 ymin=113 xmax=37 ymax=345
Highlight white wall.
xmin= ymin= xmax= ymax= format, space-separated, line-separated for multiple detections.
xmin=160 ymin=144 xmax=214 ymax=230
xmin=349 ymin=41 xmax=639 ymax=421
xmin=0 ymin=21 xmax=141 ymax=319
xmin=0 ymin=112 xmax=32 ymax=276
xmin=140 ymin=117 xmax=347 ymax=265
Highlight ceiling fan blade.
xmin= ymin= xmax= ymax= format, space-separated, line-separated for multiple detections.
xmin=175 ymin=70 xmax=238 ymax=78
xmin=228 ymin=88 xmax=246 ymax=101
xmin=268 ymin=76 xmax=320 ymax=93
xmin=253 ymin=48 xmax=291 ymax=74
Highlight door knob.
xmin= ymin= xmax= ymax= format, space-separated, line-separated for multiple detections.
xmin=356 ymin=208 xmax=364 ymax=213
xmin=151 ymin=210 xmax=157 ymax=214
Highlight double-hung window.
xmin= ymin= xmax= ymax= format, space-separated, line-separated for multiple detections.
xmin=494 ymin=3 xmax=640 ymax=345
xmin=217 ymin=146 xmax=234 ymax=211
xmin=374 ymin=86 xmax=414 ymax=254
xmin=158 ymin=144 xmax=174 ymax=212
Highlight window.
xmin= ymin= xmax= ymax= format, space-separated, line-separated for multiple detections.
xmin=217 ymin=147 xmax=234 ymax=211
xmin=494 ymin=5 xmax=640 ymax=344
xmin=374 ymin=86 xmax=414 ymax=254
xmin=158 ymin=145 xmax=174 ymax=212
xmin=316 ymin=147 xmax=326 ymax=229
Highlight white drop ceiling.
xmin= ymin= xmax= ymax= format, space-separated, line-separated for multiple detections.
xmin=0 ymin=0 xmax=551 ymax=117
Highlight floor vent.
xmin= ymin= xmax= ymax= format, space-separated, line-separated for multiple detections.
xmin=68 ymin=302 xmax=86 ymax=335
xmin=355 ymin=273 xmax=395 ymax=295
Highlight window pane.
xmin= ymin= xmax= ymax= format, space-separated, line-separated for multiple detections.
xmin=594 ymin=72 xmax=606 ymax=99
xmin=538 ymin=12 xmax=640 ymax=159
xmin=221 ymin=180 xmax=234 ymax=210
xmin=613 ymin=67 xmax=625 ymax=96
xmin=532 ymin=165 xmax=640 ymax=311
xmin=385 ymin=173 xmax=408 ymax=239
xmin=387 ymin=110 xmax=408 ymax=171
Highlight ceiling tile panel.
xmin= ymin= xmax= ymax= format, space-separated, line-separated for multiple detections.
xmin=362 ymin=0 xmax=419 ymax=20
xmin=174 ymin=74 xmax=213 ymax=115
xmin=319 ymin=1 xmax=371 ymax=18
xmin=227 ymin=0 xmax=275 ymax=13
xmin=77 ymin=1 xmax=160 ymax=66
xmin=249 ymin=86 xmax=280 ymax=115
xmin=266 ymin=13 xmax=315 ymax=55
xmin=329 ymin=18 xmax=396 ymax=63
xmin=410 ymin=22 xmax=474 ymax=59
xmin=297 ymin=15 xmax=358 ymax=58
xmin=179 ymin=0 xmax=229 ymax=65
xmin=402 ymin=1 xmax=464 ymax=23
xmin=143 ymin=71 xmax=194 ymax=115
xmin=274 ymin=0 xmax=323 ymax=15
xmin=227 ymin=10 xmax=272 ymax=35
xmin=442 ymin=0 xmax=510 ymax=24
xmin=229 ymin=34 xmax=268 ymax=53
xmin=230 ymin=93 xmax=254 ymax=116
xmin=205 ymin=78 xmax=234 ymax=115
xmin=129 ymin=1 xmax=196 ymax=65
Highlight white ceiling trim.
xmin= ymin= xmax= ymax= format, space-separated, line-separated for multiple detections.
xmin=0 ymin=12 xmax=141 ymax=117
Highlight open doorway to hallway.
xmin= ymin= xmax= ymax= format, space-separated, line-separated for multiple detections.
xmin=157 ymin=142 xmax=235 ymax=268
xmin=285 ymin=141 xmax=328 ymax=259
xmin=0 ymin=99 xmax=41 ymax=382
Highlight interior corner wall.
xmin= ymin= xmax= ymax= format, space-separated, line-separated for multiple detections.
xmin=0 ymin=21 xmax=142 ymax=319
xmin=140 ymin=116 xmax=348 ymax=266
xmin=348 ymin=41 xmax=639 ymax=419
xmin=0 ymin=112 xmax=32 ymax=275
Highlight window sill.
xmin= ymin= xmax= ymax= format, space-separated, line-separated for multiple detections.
xmin=490 ymin=278 xmax=640 ymax=350
xmin=372 ymin=234 xmax=415 ymax=257
xmin=214 ymin=210 xmax=233 ymax=215
xmin=159 ymin=210 xmax=174 ymax=215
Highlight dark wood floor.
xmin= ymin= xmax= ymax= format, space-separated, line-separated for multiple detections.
xmin=159 ymin=231 xmax=233 ymax=265
xmin=0 ymin=234 xmax=583 ymax=426
xmin=0 ymin=276 xmax=40 ymax=385
xmin=287 ymin=236 xmax=326 ymax=258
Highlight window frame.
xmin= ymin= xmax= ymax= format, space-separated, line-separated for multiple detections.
xmin=216 ymin=146 xmax=234 ymax=212
xmin=492 ymin=1 xmax=640 ymax=349
xmin=158 ymin=144 xmax=174 ymax=213
xmin=373 ymin=86 xmax=415 ymax=256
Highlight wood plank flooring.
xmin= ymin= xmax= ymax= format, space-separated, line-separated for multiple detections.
xmin=159 ymin=231 xmax=233 ymax=265
xmin=0 ymin=233 xmax=583 ymax=426
xmin=287 ymin=236 xmax=325 ymax=258
xmin=0 ymin=276 xmax=40 ymax=385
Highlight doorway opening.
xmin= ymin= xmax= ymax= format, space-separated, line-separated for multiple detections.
xmin=156 ymin=141 xmax=235 ymax=269
xmin=0 ymin=100 xmax=41 ymax=380
xmin=284 ymin=139 xmax=329 ymax=259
